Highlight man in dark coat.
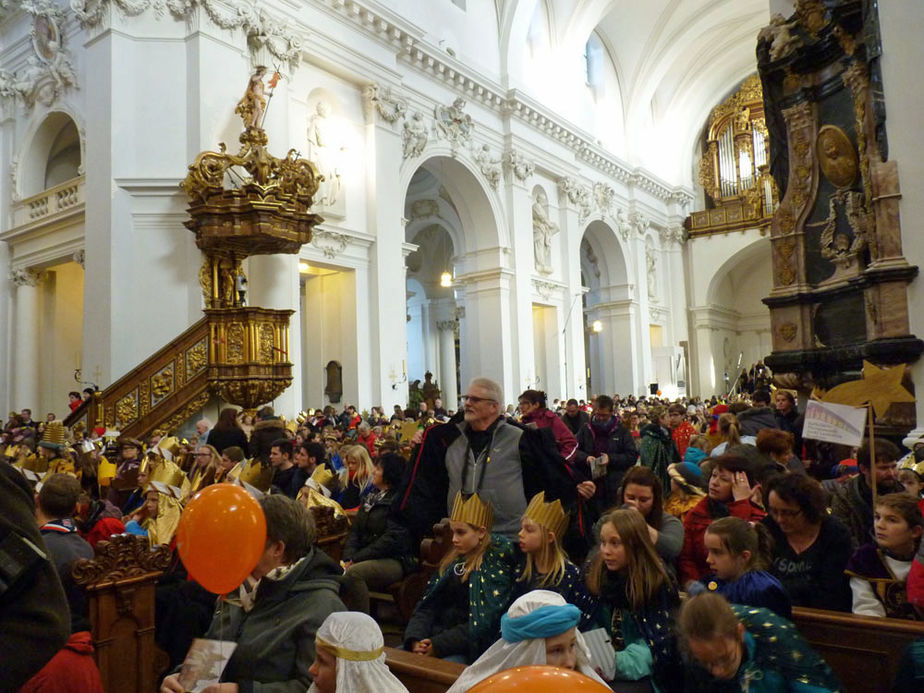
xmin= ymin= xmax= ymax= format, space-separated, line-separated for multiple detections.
xmin=560 ymin=398 xmax=590 ymax=435
xmin=0 ymin=462 xmax=70 ymax=688
xmin=737 ymin=389 xmax=781 ymax=438
xmin=395 ymin=377 xmax=578 ymax=545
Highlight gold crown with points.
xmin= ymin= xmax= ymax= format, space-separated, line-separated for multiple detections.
xmin=523 ymin=491 xmax=569 ymax=540
xmin=450 ymin=491 xmax=493 ymax=530
xmin=899 ymin=455 xmax=924 ymax=478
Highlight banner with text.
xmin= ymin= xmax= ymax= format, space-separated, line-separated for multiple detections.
xmin=802 ymin=399 xmax=867 ymax=447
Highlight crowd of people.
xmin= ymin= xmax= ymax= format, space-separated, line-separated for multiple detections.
xmin=3 ymin=378 xmax=924 ymax=691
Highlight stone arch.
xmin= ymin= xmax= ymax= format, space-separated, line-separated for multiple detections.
xmin=16 ymin=109 xmax=84 ymax=199
xmin=580 ymin=218 xmax=630 ymax=293
xmin=400 ymin=151 xmax=507 ymax=257
xmin=579 ymin=219 xmax=637 ymax=395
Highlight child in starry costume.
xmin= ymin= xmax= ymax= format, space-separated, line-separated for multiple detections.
xmin=403 ymin=492 xmax=516 ymax=663
xmin=513 ymin=492 xmax=596 ymax=629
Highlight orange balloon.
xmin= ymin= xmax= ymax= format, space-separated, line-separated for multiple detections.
xmin=468 ymin=666 xmax=610 ymax=692
xmin=176 ymin=484 xmax=266 ymax=594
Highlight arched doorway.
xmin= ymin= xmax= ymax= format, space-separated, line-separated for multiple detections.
xmin=402 ymin=154 xmax=506 ymax=406
xmin=580 ymin=219 xmax=635 ymax=397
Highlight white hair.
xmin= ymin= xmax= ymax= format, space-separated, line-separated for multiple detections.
xmin=468 ymin=377 xmax=503 ymax=407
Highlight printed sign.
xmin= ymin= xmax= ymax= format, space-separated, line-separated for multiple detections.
xmin=802 ymin=399 xmax=866 ymax=447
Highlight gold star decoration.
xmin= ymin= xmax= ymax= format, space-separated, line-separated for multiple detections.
xmin=815 ymin=361 xmax=915 ymax=418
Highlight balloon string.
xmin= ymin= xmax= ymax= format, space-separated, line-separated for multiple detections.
xmin=218 ymin=595 xmax=226 ymax=686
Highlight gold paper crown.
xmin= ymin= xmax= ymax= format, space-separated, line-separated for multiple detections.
xmin=523 ymin=491 xmax=569 ymax=540
xmin=39 ymin=421 xmax=67 ymax=448
xmin=450 ymin=491 xmax=493 ymax=530
xmin=147 ymin=461 xmax=188 ymax=490
xmin=310 ymin=465 xmax=337 ymax=491
xmin=241 ymin=459 xmax=274 ymax=493
xmin=157 ymin=436 xmax=180 ymax=460
xmin=899 ymin=455 xmax=924 ymax=478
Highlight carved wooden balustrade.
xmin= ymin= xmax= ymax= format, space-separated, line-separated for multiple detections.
xmin=65 ymin=307 xmax=293 ymax=438
xmin=72 ymin=534 xmax=172 ymax=693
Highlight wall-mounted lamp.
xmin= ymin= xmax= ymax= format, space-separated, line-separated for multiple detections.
xmin=299 ymin=261 xmax=310 ymax=273
xmin=591 ymin=320 xmax=603 ymax=333
xmin=440 ymin=271 xmax=453 ymax=288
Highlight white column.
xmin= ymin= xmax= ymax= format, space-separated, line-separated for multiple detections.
xmin=366 ymin=104 xmax=408 ymax=411
xmin=437 ymin=319 xmax=459 ymax=410
xmin=0 ymin=242 xmax=11 ymax=413
xmin=10 ymin=268 xmax=44 ymax=411
xmin=557 ymin=184 xmax=588 ymax=401
xmin=502 ymin=160 xmax=537 ymax=395
xmin=248 ymin=255 xmax=302 ymax=415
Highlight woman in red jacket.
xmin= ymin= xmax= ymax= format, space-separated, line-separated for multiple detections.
xmin=518 ymin=390 xmax=578 ymax=463
xmin=678 ymin=455 xmax=766 ymax=587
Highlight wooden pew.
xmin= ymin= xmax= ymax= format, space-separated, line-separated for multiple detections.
xmin=791 ymin=607 xmax=924 ymax=693
xmin=72 ymin=534 xmax=172 ymax=693
xmin=384 ymin=646 xmax=465 ymax=693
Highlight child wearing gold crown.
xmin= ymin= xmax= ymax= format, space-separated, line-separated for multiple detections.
xmin=403 ymin=491 xmax=516 ymax=663
xmin=514 ymin=492 xmax=596 ymax=628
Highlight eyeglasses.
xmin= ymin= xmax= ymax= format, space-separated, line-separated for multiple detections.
xmin=461 ymin=395 xmax=496 ymax=405
xmin=768 ymin=507 xmax=802 ymax=519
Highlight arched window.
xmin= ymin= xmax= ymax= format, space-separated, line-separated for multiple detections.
xmin=584 ymin=33 xmax=604 ymax=90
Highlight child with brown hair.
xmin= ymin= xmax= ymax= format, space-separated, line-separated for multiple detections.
xmin=846 ymin=493 xmax=923 ymax=620
xmin=691 ymin=516 xmax=791 ymax=618
xmin=585 ymin=508 xmax=682 ymax=689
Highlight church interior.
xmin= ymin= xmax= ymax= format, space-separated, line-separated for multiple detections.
xmin=4 ymin=0 xmax=924 ymax=691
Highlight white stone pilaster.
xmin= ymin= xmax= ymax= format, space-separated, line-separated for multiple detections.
xmin=436 ymin=319 xmax=459 ymax=410
xmin=10 ymin=268 xmax=44 ymax=411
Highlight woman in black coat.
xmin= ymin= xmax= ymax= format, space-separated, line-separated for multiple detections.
xmin=206 ymin=407 xmax=250 ymax=456
xmin=343 ymin=453 xmax=415 ymax=592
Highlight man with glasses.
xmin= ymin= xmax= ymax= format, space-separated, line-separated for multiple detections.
xmin=397 ymin=377 xmax=577 ymax=543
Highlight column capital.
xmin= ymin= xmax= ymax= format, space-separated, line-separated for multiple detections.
xmin=9 ymin=268 xmax=45 ymax=287
xmin=436 ymin=319 xmax=459 ymax=332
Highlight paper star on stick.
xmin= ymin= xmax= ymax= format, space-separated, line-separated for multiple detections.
xmin=815 ymin=361 xmax=915 ymax=418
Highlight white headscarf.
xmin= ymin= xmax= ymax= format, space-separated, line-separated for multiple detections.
xmin=447 ymin=590 xmax=607 ymax=692
xmin=308 ymin=611 xmax=408 ymax=693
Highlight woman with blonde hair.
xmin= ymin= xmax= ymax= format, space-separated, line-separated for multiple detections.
xmin=710 ymin=413 xmax=741 ymax=456
xmin=585 ymin=508 xmax=681 ymax=689
xmin=340 ymin=444 xmax=375 ymax=509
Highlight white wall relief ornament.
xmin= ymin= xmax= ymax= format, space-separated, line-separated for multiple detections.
xmin=2 ymin=2 xmax=77 ymax=110
xmin=503 ymin=149 xmax=534 ymax=183
xmin=70 ymin=1 xmax=301 ymax=67
xmin=472 ymin=145 xmax=501 ymax=189
xmin=402 ymin=112 xmax=428 ymax=159
xmin=433 ymin=97 xmax=473 ymax=155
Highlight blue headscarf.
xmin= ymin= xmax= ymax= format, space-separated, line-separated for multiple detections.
xmin=500 ymin=603 xmax=581 ymax=642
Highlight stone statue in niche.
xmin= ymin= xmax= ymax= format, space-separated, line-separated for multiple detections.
xmin=646 ymin=247 xmax=657 ymax=300
xmin=307 ymin=100 xmax=343 ymax=206
xmin=324 ymin=360 xmax=343 ymax=404
xmin=532 ymin=189 xmax=557 ymax=275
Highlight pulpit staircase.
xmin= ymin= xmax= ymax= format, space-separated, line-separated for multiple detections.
xmin=63 ymin=308 xmax=295 ymax=439
xmin=66 ymin=73 xmax=324 ymax=437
